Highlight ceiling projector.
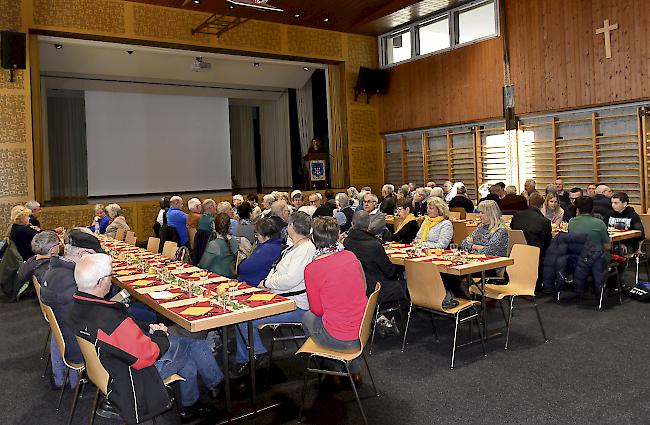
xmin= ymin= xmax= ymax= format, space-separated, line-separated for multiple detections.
xmin=191 ymin=56 xmax=211 ymax=72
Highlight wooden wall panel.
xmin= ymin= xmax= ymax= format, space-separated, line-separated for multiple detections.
xmin=378 ymin=37 xmax=504 ymax=133
xmin=507 ymin=0 xmax=650 ymax=115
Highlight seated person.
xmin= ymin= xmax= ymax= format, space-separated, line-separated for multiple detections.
xmin=606 ymin=192 xmax=644 ymax=253
xmin=540 ymin=192 xmax=565 ymax=226
xmin=498 ymin=185 xmax=528 ymax=213
xmin=569 ymin=196 xmax=611 ymax=263
xmin=562 ymin=188 xmax=583 ymax=222
xmin=379 ymin=184 xmax=396 ymax=214
xmin=104 ymin=203 xmax=130 ymax=239
xmin=234 ymin=212 xmax=315 ymax=374
xmin=68 ymin=254 xmax=222 ymax=423
xmin=198 ymin=213 xmax=239 ymax=278
xmin=303 ymin=216 xmax=368 ymax=383
xmin=238 ymin=218 xmax=283 ymax=286
xmin=197 ymin=198 xmax=216 ymax=233
xmin=460 ymin=200 xmax=508 ymax=257
xmin=415 ymin=197 xmax=453 ymax=249
xmin=592 ymin=185 xmax=614 ymax=220
xmin=186 ymin=198 xmax=202 ymax=229
xmin=166 ymin=196 xmax=189 ymax=246
xmin=391 ymin=197 xmax=419 ymax=244
xmin=448 ymin=185 xmax=475 ymax=213
xmin=217 ymin=201 xmax=238 ymax=235
xmin=8 ymin=205 xmax=40 ymax=260
xmin=25 ymin=200 xmax=43 ymax=228
xmin=269 ymin=200 xmax=290 ymax=243
xmin=510 ymin=193 xmax=552 ymax=255
xmin=89 ymin=204 xmax=110 ymax=234
xmin=290 ymin=190 xmax=304 ymax=211
xmin=333 ymin=193 xmax=354 ymax=232
xmin=363 ymin=193 xmax=387 ymax=237
xmin=412 ymin=188 xmax=428 ymax=216
xmin=298 ymin=193 xmax=319 ymax=217
xmin=17 ymin=230 xmax=60 ymax=285
xmin=233 ymin=201 xmax=255 ymax=244
xmin=344 ymin=211 xmax=407 ymax=334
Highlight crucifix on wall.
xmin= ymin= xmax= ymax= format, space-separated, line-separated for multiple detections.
xmin=595 ymin=19 xmax=619 ymax=59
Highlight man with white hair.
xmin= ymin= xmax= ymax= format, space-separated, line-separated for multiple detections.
xmin=412 ymin=187 xmax=428 ymax=216
xmin=442 ymin=181 xmax=453 ymax=198
xmin=25 ymin=200 xmax=42 ymax=228
xmin=187 ymin=197 xmax=202 ymax=229
xmin=298 ymin=193 xmax=319 ymax=216
xmin=363 ymin=193 xmax=387 ymax=237
xmin=334 ymin=192 xmax=354 ymax=232
xmin=379 ymin=184 xmax=396 ymax=214
xmin=269 ymin=200 xmax=290 ymax=242
xmin=593 ymin=184 xmax=614 ymax=220
xmin=521 ymin=179 xmax=538 ymax=201
xmin=217 ymin=201 xmax=238 ymax=234
xmin=67 ymin=254 xmax=223 ymax=423
xmin=260 ymin=194 xmax=275 ymax=218
xmin=426 ymin=181 xmax=436 ymax=188
xmin=167 ymin=196 xmax=189 ymax=246
xmin=555 ymin=178 xmax=570 ymax=209
xmin=197 ymin=199 xmax=216 ymax=233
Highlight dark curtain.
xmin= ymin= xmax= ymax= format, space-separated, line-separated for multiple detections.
xmin=311 ymin=69 xmax=330 ymax=186
xmin=288 ymin=89 xmax=305 ymax=189
xmin=47 ymin=95 xmax=88 ymax=202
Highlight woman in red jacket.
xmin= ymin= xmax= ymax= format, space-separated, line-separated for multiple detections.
xmin=303 ymin=216 xmax=368 ymax=383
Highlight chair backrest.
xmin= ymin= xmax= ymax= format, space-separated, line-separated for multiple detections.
xmin=507 ymin=229 xmax=527 ymax=256
xmin=43 ymin=302 xmax=83 ymax=369
xmin=162 ymin=241 xmax=178 ymax=258
xmin=502 ymin=215 xmax=513 ymax=224
xmin=640 ymin=215 xmax=650 ymax=242
xmin=115 ymin=227 xmax=126 ymax=241
xmin=451 ymin=221 xmax=469 ymax=245
xmin=359 ymin=283 xmax=381 ymax=349
xmin=466 ymin=212 xmax=480 ymax=221
xmin=188 ymin=228 xmax=197 ymax=251
xmin=33 ymin=276 xmax=49 ymax=323
xmin=449 ymin=207 xmax=466 ymax=220
xmin=505 ymin=244 xmax=540 ymax=294
xmin=632 ymin=204 xmax=643 ymax=214
xmin=404 ymin=260 xmax=446 ymax=311
xmin=147 ymin=237 xmax=161 ymax=254
xmin=76 ymin=336 xmax=109 ymax=395
xmin=448 ymin=211 xmax=462 ymax=220
xmin=125 ymin=231 xmax=136 ymax=245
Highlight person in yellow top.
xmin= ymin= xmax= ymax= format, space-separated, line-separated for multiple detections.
xmin=414 ymin=197 xmax=453 ymax=249
xmin=391 ymin=198 xmax=420 ymax=243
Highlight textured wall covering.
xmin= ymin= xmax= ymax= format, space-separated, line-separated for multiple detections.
xmin=33 ymin=0 xmax=125 ymax=33
xmin=287 ymin=26 xmax=343 ymax=58
xmin=0 ymin=95 xmax=26 ymax=144
xmin=133 ymin=5 xmax=209 ymax=43
xmin=0 ymin=0 xmax=22 ymax=30
xmin=0 ymin=149 xmax=29 ymax=198
xmin=218 ymin=20 xmax=282 ymax=52
xmin=0 ymin=69 xmax=25 ymax=90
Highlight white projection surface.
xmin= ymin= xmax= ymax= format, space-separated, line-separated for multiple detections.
xmin=85 ymin=91 xmax=231 ymax=196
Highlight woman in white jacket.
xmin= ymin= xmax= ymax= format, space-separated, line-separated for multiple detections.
xmin=233 ymin=211 xmax=316 ymax=373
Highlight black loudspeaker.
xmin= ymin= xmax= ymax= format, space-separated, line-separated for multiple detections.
xmin=354 ymin=67 xmax=389 ymax=102
xmin=1 ymin=31 xmax=26 ymax=70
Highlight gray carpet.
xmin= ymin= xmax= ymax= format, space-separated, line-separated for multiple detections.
xmin=1 ymin=284 xmax=649 ymax=425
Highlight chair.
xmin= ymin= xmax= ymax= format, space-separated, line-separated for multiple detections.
xmin=76 ymin=336 xmax=185 ymax=425
xmin=448 ymin=211 xmax=462 ymax=220
xmin=402 ymin=260 xmax=485 ymax=369
xmin=125 ymin=231 xmax=137 ymax=245
xmin=147 ymin=237 xmax=161 ymax=254
xmin=42 ymin=302 xmax=85 ymax=422
xmin=162 ymin=241 xmax=178 ymax=258
xmin=115 ymin=228 xmax=126 ymax=241
xmin=33 ymin=277 xmax=52 ymax=377
xmin=466 ymin=212 xmax=480 ymax=221
xmin=296 ymin=283 xmax=381 ymax=425
xmin=507 ymin=229 xmax=528 ymax=256
xmin=450 ymin=207 xmax=467 ymax=220
xmin=469 ymin=244 xmax=548 ymax=350
xmin=258 ymin=322 xmax=306 ymax=386
xmin=187 ymin=228 xmax=197 ymax=252
xmin=632 ymin=204 xmax=643 ymax=214
xmin=451 ymin=221 xmax=469 ymax=245
xmin=502 ymin=214 xmax=513 ymax=224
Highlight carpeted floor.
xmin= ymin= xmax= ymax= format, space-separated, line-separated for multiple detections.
xmin=1 ymin=284 xmax=649 ymax=425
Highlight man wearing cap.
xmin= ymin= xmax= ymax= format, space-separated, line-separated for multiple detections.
xmin=290 ymin=190 xmax=303 ymax=212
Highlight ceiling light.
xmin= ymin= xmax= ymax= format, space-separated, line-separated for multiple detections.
xmin=303 ymin=67 xmax=310 ymax=71
xmin=229 ymin=5 xmax=235 ymax=9
xmin=193 ymin=0 xmax=200 ymax=4
xmin=294 ymin=14 xmax=300 ymax=18
xmin=54 ymin=44 xmax=62 ymax=49
xmin=323 ymin=18 xmax=329 ymax=22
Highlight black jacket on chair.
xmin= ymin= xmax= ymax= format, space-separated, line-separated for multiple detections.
xmin=510 ymin=208 xmax=552 ymax=256
xmin=592 ymin=194 xmax=613 ymax=221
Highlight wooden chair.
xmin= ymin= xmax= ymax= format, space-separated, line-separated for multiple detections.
xmin=33 ymin=277 xmax=52 ymax=377
xmin=451 ymin=221 xmax=469 ymax=245
xmin=115 ymin=228 xmax=126 ymax=241
xmin=450 ymin=207 xmax=467 ymax=220
xmin=632 ymin=204 xmax=643 ymax=214
xmin=502 ymin=214 xmax=513 ymax=224
xmin=42 ymin=302 xmax=85 ymax=422
xmin=402 ymin=261 xmax=485 ymax=369
xmin=469 ymin=244 xmax=548 ymax=350
xmin=466 ymin=212 xmax=480 ymax=221
xmin=296 ymin=283 xmax=381 ymax=425
xmin=147 ymin=237 xmax=161 ymax=254
xmin=187 ymin=228 xmax=197 ymax=252
xmin=162 ymin=241 xmax=178 ymax=258
xmin=125 ymin=231 xmax=137 ymax=245
xmin=448 ymin=211 xmax=462 ymax=220
xmin=76 ymin=336 xmax=185 ymax=425
xmin=507 ymin=229 xmax=527 ymax=256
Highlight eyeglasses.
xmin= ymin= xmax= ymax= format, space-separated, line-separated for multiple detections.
xmin=363 ymin=200 xmax=376 ymax=204
xmin=96 ymin=273 xmax=116 ymax=286
xmin=309 ymin=200 xmax=318 ymax=205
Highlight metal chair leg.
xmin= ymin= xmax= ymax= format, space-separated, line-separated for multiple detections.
xmin=430 ymin=313 xmax=439 ymax=342
xmin=401 ymin=304 xmax=413 ymax=352
xmin=168 ymin=384 xmax=183 ymax=425
xmin=369 ymin=305 xmax=380 ymax=355
xmin=88 ymin=388 xmax=100 ymax=425
xmin=345 ymin=362 xmax=368 ymax=425
xmin=532 ymin=297 xmax=548 ymax=342
xmin=599 ymin=285 xmax=605 ymax=310
xmin=42 ymin=350 xmax=51 ymax=378
xmin=66 ymin=370 xmax=84 ymax=425
xmin=450 ymin=313 xmax=460 ymax=370
xmin=361 ymin=352 xmax=378 ymax=396
xmin=41 ymin=328 xmax=51 ymax=360
xmin=264 ymin=327 xmax=277 ymax=388
xmin=473 ymin=306 xmax=487 ymax=357
xmin=57 ymin=368 xmax=69 ymax=411
xmin=616 ymin=267 xmax=623 ymax=305
xmin=504 ymin=296 xmax=515 ymax=350
xmin=498 ymin=299 xmax=508 ymax=324
xmin=298 ymin=356 xmax=312 ymax=423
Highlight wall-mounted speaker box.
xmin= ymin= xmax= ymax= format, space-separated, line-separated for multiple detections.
xmin=1 ymin=31 xmax=27 ymax=70
xmin=355 ymin=67 xmax=389 ymax=95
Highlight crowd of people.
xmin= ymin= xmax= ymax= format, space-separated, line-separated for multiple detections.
xmin=0 ymin=177 xmax=645 ymax=423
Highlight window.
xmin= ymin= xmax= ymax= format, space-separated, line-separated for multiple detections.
xmin=417 ymin=18 xmax=450 ymax=56
xmin=385 ymin=31 xmax=412 ymax=65
xmin=456 ymin=2 xmax=497 ymax=45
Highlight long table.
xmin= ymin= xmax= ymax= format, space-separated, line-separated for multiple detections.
xmin=101 ymin=237 xmax=296 ymax=423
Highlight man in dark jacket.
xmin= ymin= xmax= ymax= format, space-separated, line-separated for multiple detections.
xmin=379 ymin=184 xmax=396 ymax=214
xmin=68 ymin=254 xmax=223 ymax=424
xmin=498 ymin=185 xmax=528 ymax=214
xmin=313 ymin=190 xmax=336 ymax=217
xmin=555 ymin=179 xmax=571 ymax=210
xmin=334 ymin=193 xmax=354 ymax=232
xmin=562 ymin=187 xmax=583 ymax=222
xmin=448 ymin=185 xmax=475 ymax=213
xmin=592 ymin=185 xmax=614 ymax=220
xmin=606 ymin=192 xmax=644 ymax=252
xmin=17 ymin=230 xmax=60 ymax=285
xmin=510 ymin=193 xmax=552 ymax=256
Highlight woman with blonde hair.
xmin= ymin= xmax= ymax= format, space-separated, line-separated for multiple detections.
xmin=460 ymin=200 xmax=508 ymax=257
xmin=414 ymin=197 xmax=453 ymax=248
xmin=8 ymin=205 xmax=40 ymax=260
xmin=540 ymin=192 xmax=564 ymax=226
xmin=104 ymin=203 xmax=130 ymax=239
